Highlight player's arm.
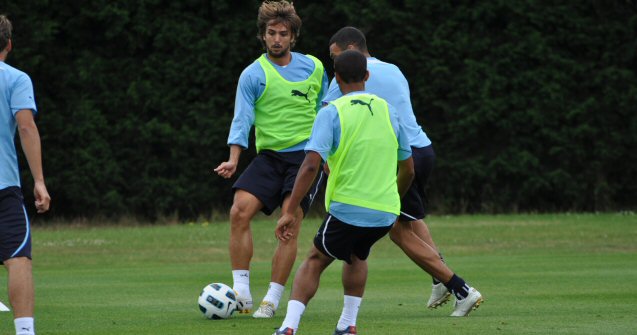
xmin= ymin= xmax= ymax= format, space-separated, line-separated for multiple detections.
xmin=15 ymin=109 xmax=50 ymax=213
xmin=315 ymin=70 xmax=330 ymax=110
xmin=397 ymin=157 xmax=414 ymax=198
xmin=321 ymin=77 xmax=340 ymax=107
xmin=276 ymin=105 xmax=335 ymax=240
xmin=276 ymin=151 xmax=321 ymax=241
xmin=214 ymin=144 xmax=243 ymax=179
xmin=214 ymin=66 xmax=260 ymax=178
xmin=392 ymin=104 xmax=414 ymax=198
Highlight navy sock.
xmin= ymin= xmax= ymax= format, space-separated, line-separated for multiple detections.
xmin=444 ymin=274 xmax=470 ymax=299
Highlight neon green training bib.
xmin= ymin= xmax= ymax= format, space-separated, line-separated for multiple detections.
xmin=325 ymin=93 xmax=400 ymax=215
xmin=254 ymin=54 xmax=324 ymax=152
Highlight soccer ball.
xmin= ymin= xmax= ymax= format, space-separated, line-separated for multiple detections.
xmin=198 ymin=283 xmax=237 ymax=319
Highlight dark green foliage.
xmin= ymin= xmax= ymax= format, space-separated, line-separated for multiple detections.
xmin=3 ymin=0 xmax=636 ymax=219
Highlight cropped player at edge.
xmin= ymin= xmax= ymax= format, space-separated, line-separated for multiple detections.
xmin=1 ymin=14 xmax=51 ymax=335
xmin=323 ymin=27 xmax=483 ymax=317
xmin=213 ymin=0 xmax=328 ymax=319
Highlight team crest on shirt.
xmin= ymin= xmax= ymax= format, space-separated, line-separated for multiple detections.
xmin=291 ymin=87 xmax=311 ymax=103
xmin=351 ymin=98 xmax=374 ymax=116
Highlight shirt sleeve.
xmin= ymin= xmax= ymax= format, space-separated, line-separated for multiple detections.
xmin=322 ymin=77 xmax=341 ymax=105
xmin=388 ymin=104 xmax=412 ymax=160
xmin=315 ymin=70 xmax=330 ymax=111
xmin=11 ymin=73 xmax=37 ymax=116
xmin=305 ymin=104 xmax=339 ymax=161
xmin=227 ymin=64 xmax=264 ymax=148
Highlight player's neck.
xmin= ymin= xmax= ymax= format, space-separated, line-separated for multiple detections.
xmin=339 ymin=82 xmax=365 ymax=95
xmin=267 ymin=51 xmax=292 ymax=66
xmin=0 ymin=51 xmax=7 ymax=62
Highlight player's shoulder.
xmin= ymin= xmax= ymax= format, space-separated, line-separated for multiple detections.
xmin=0 ymin=62 xmax=31 ymax=83
xmin=368 ymin=58 xmax=403 ymax=75
xmin=315 ymin=103 xmax=339 ymax=129
xmin=238 ymin=58 xmax=265 ymax=81
xmin=292 ymin=52 xmax=324 ymax=70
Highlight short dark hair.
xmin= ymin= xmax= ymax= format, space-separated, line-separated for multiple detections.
xmin=329 ymin=26 xmax=367 ymax=53
xmin=0 ymin=15 xmax=12 ymax=51
xmin=334 ymin=50 xmax=367 ymax=83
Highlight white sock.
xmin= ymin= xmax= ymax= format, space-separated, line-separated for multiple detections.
xmin=337 ymin=295 xmax=362 ymax=330
xmin=15 ymin=317 xmax=35 ymax=335
xmin=280 ymin=300 xmax=305 ymax=333
xmin=232 ymin=270 xmax=251 ymax=298
xmin=263 ymin=282 xmax=285 ymax=309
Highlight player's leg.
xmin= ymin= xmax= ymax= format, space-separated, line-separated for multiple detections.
xmin=334 ymin=224 xmax=391 ymax=335
xmin=390 ymin=221 xmax=452 ymax=283
xmin=335 ymin=256 xmax=367 ymax=335
xmin=230 ymin=152 xmax=285 ymax=313
xmin=0 ymin=187 xmax=36 ymax=335
xmin=228 ymin=189 xmax=263 ymax=313
xmin=392 ymin=145 xmax=453 ymax=307
xmin=275 ymin=246 xmax=334 ymax=334
xmin=411 ymin=218 xmax=439 ymax=253
xmin=254 ymin=195 xmax=303 ymax=318
xmin=5 ymin=257 xmax=36 ymax=335
xmin=255 ymin=153 xmax=324 ymax=318
xmin=5 ymin=257 xmax=33 ymax=316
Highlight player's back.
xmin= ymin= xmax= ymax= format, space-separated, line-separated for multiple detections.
xmin=365 ymin=58 xmax=430 ymax=148
xmin=0 ymin=62 xmax=34 ymax=188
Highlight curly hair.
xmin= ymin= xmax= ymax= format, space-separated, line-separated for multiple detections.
xmin=256 ymin=1 xmax=302 ymax=48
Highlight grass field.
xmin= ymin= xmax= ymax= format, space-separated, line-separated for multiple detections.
xmin=0 ymin=213 xmax=636 ymax=334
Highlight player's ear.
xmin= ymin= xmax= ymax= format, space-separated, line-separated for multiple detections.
xmin=5 ymin=39 xmax=11 ymax=53
xmin=335 ymin=72 xmax=343 ymax=85
xmin=363 ymin=70 xmax=369 ymax=82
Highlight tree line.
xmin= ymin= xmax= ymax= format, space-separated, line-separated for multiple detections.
xmin=4 ymin=0 xmax=636 ymax=220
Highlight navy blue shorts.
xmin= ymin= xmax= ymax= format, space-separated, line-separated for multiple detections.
xmin=233 ymin=150 xmax=324 ymax=216
xmin=0 ymin=187 xmax=32 ymax=263
xmin=399 ymin=145 xmax=435 ymax=222
xmin=313 ymin=214 xmax=392 ymax=264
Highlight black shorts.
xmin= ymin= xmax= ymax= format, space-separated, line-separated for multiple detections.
xmin=233 ymin=150 xmax=324 ymax=216
xmin=0 ymin=187 xmax=32 ymax=263
xmin=313 ymin=214 xmax=392 ymax=264
xmin=399 ymin=145 xmax=435 ymax=222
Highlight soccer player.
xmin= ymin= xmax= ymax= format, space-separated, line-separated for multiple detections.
xmin=213 ymin=0 xmax=328 ymax=318
xmin=272 ymin=50 xmax=415 ymax=335
xmin=0 ymin=15 xmax=51 ymax=335
xmin=324 ymin=27 xmax=483 ymax=317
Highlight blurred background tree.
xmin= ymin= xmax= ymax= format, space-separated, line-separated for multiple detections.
xmin=4 ymin=0 xmax=636 ymax=220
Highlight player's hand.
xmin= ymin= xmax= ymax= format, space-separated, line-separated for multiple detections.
xmin=275 ymin=213 xmax=298 ymax=241
xmin=214 ymin=161 xmax=237 ymax=179
xmin=33 ymin=181 xmax=51 ymax=213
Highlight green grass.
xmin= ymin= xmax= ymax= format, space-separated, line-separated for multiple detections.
xmin=1 ymin=213 xmax=636 ymax=334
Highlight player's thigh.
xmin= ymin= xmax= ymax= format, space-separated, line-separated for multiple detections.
xmin=313 ymin=215 xmax=358 ymax=263
xmin=351 ymin=225 xmax=392 ymax=261
xmin=231 ymin=190 xmax=264 ymax=219
xmin=0 ymin=187 xmax=32 ymax=263
xmin=233 ymin=151 xmax=286 ymax=215
xmin=399 ymin=145 xmax=435 ymax=221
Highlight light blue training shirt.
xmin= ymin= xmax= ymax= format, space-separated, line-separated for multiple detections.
xmin=323 ymin=57 xmax=431 ymax=148
xmin=0 ymin=61 xmax=37 ymax=190
xmin=306 ymin=91 xmax=412 ymax=228
xmin=228 ymin=52 xmax=328 ymax=151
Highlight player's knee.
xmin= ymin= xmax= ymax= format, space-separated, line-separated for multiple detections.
xmin=277 ymin=235 xmax=298 ymax=247
xmin=229 ymin=202 xmax=253 ymax=225
xmin=389 ymin=223 xmax=406 ymax=245
xmin=4 ymin=256 xmax=32 ymax=271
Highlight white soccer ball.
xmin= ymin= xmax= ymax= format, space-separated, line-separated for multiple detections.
xmin=198 ymin=283 xmax=238 ymax=319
